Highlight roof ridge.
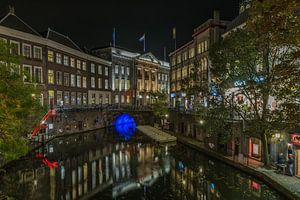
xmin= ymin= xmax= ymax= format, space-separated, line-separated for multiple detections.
xmin=14 ymin=14 xmax=41 ymax=36
xmin=47 ymin=28 xmax=82 ymax=52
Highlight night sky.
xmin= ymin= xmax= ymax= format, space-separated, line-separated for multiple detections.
xmin=1 ymin=0 xmax=240 ymax=60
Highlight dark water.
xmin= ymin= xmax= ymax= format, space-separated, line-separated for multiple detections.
xmin=0 ymin=128 xmax=286 ymax=200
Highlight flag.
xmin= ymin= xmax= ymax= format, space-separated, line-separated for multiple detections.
xmin=139 ymin=33 xmax=146 ymax=52
xmin=112 ymin=28 xmax=116 ymax=47
xmin=139 ymin=33 xmax=145 ymax=42
xmin=172 ymin=27 xmax=176 ymax=39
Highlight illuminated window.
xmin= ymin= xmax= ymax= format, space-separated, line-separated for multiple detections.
xmin=115 ymin=78 xmax=119 ymax=90
xmin=82 ymin=76 xmax=87 ymax=88
xmin=71 ymin=92 xmax=76 ymax=105
xmin=83 ymin=93 xmax=87 ymax=105
xmin=48 ymin=50 xmax=54 ymax=62
xmin=115 ymin=95 xmax=119 ymax=103
xmin=77 ymin=75 xmax=81 ymax=88
xmin=105 ymin=66 xmax=108 ymax=76
xmin=70 ymin=74 xmax=76 ymax=87
xmin=126 ymin=80 xmax=130 ymax=90
xmin=121 ymin=66 xmax=125 ymax=75
xmin=91 ymin=77 xmax=95 ymax=88
xmin=48 ymin=90 xmax=54 ymax=106
xmin=64 ymin=91 xmax=70 ymax=105
xmin=82 ymin=61 xmax=86 ymax=71
xmin=98 ymin=65 xmax=102 ymax=74
xmin=56 ymin=71 xmax=62 ymax=85
xmin=56 ymin=53 xmax=62 ymax=64
xmin=126 ymin=67 xmax=130 ymax=75
xmin=115 ymin=65 xmax=118 ymax=74
xmin=70 ymin=57 xmax=75 ymax=67
xmin=63 ymin=56 xmax=69 ymax=66
xmin=121 ymin=79 xmax=125 ymax=90
xmin=77 ymin=60 xmax=81 ymax=69
xmin=105 ymin=79 xmax=109 ymax=89
xmin=91 ymin=63 xmax=95 ymax=73
xmin=48 ymin=69 xmax=54 ymax=84
xmin=64 ymin=73 xmax=69 ymax=86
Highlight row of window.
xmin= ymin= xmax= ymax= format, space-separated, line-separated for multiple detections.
xmin=47 ymin=70 xmax=109 ymax=89
xmin=158 ymin=73 xmax=168 ymax=81
xmin=115 ymin=79 xmax=131 ymax=90
xmin=22 ymin=64 xmax=43 ymax=83
xmin=171 ymin=40 xmax=209 ymax=66
xmin=115 ymin=95 xmax=131 ymax=104
xmin=114 ymin=65 xmax=130 ymax=76
xmin=1 ymin=38 xmax=43 ymax=60
xmin=48 ymin=90 xmax=110 ymax=106
xmin=171 ymin=57 xmax=208 ymax=81
xmin=47 ymin=50 xmax=109 ymax=76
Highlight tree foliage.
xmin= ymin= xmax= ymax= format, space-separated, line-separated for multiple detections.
xmin=0 ymin=40 xmax=45 ymax=165
xmin=150 ymin=91 xmax=168 ymax=120
xmin=209 ymin=0 xmax=300 ymax=165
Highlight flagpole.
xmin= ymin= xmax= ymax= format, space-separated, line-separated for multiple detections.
xmin=144 ymin=34 xmax=146 ymax=52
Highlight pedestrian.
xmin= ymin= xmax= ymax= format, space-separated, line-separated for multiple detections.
xmin=287 ymin=154 xmax=294 ymax=176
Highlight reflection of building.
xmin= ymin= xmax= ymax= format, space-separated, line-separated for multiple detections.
xmin=16 ymin=138 xmax=170 ymax=200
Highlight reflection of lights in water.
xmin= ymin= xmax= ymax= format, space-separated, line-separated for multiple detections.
xmin=114 ymin=114 xmax=136 ymax=140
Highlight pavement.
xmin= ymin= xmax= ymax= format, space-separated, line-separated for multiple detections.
xmin=160 ymin=128 xmax=300 ymax=200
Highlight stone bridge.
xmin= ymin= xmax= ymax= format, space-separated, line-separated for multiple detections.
xmin=47 ymin=106 xmax=155 ymax=136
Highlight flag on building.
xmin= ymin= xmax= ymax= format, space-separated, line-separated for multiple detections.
xmin=112 ymin=28 xmax=116 ymax=47
xmin=172 ymin=27 xmax=176 ymax=39
xmin=139 ymin=33 xmax=146 ymax=52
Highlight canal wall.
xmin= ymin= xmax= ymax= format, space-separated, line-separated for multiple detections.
xmin=174 ymin=133 xmax=300 ymax=200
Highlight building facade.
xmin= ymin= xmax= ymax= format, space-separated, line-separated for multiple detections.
xmin=0 ymin=8 xmax=111 ymax=108
xmin=169 ymin=11 xmax=228 ymax=109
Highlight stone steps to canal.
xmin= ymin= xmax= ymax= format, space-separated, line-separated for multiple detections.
xmin=137 ymin=126 xmax=177 ymax=144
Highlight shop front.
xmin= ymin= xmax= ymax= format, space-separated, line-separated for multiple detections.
xmin=289 ymin=132 xmax=300 ymax=177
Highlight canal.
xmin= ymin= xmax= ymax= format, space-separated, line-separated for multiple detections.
xmin=0 ymin=127 xmax=287 ymax=200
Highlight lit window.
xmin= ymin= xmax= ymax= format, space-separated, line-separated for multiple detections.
xmin=83 ymin=93 xmax=87 ymax=105
xmin=22 ymin=44 xmax=31 ymax=58
xmin=48 ymin=90 xmax=54 ymax=106
xmin=56 ymin=53 xmax=62 ymax=64
xmin=71 ymin=92 xmax=76 ymax=105
xmin=91 ymin=77 xmax=95 ymax=88
xmin=48 ymin=70 xmax=54 ymax=84
xmin=70 ymin=74 xmax=76 ymax=87
xmin=63 ymin=56 xmax=69 ymax=66
xmin=105 ymin=66 xmax=108 ymax=76
xmin=115 ymin=95 xmax=119 ymax=103
xmin=105 ymin=79 xmax=109 ymax=89
xmin=115 ymin=78 xmax=119 ymax=90
xmin=77 ymin=60 xmax=81 ymax=69
xmin=115 ymin=65 xmax=118 ymax=74
xmin=77 ymin=92 xmax=82 ymax=105
xmin=126 ymin=67 xmax=130 ymax=75
xmin=82 ymin=61 xmax=86 ymax=71
xmin=23 ymin=64 xmax=32 ymax=82
xmin=70 ymin=57 xmax=75 ymax=67
xmin=33 ymin=46 xmax=42 ymax=59
xmin=126 ymin=80 xmax=130 ymax=90
xmin=64 ymin=91 xmax=70 ymax=105
xmin=91 ymin=63 xmax=95 ymax=73
xmin=121 ymin=79 xmax=125 ymax=90
xmin=77 ymin=75 xmax=81 ymax=88
xmin=121 ymin=66 xmax=124 ymax=75
xmin=82 ymin=76 xmax=87 ymax=88
xmin=48 ymin=50 xmax=54 ymax=62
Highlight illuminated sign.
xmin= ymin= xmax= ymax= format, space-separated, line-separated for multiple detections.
xmin=290 ymin=134 xmax=300 ymax=146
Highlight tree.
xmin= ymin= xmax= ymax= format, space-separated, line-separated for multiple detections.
xmin=0 ymin=40 xmax=45 ymax=166
xmin=209 ymin=0 xmax=300 ymax=166
xmin=151 ymin=91 xmax=169 ymax=126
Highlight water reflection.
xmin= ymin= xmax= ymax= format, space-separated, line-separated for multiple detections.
xmin=0 ymin=131 xmax=286 ymax=200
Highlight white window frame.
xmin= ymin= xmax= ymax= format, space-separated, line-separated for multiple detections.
xmin=82 ymin=76 xmax=87 ymax=88
xmin=105 ymin=79 xmax=109 ymax=89
xmin=63 ymin=55 xmax=69 ymax=66
xmin=56 ymin=53 xmax=62 ymax=64
xmin=82 ymin=61 xmax=87 ymax=71
xmin=22 ymin=43 xmax=32 ymax=58
xmin=70 ymin=57 xmax=75 ymax=67
xmin=105 ymin=67 xmax=108 ymax=76
xmin=126 ymin=67 xmax=130 ymax=75
xmin=10 ymin=40 xmax=20 ymax=55
xmin=33 ymin=66 xmax=43 ymax=83
xmin=91 ymin=63 xmax=95 ymax=73
xmin=91 ymin=77 xmax=95 ymax=88
xmin=23 ymin=64 xmax=32 ymax=82
xmin=98 ymin=65 xmax=102 ymax=75
xmin=33 ymin=46 xmax=42 ymax=60
xmin=98 ymin=78 xmax=102 ymax=89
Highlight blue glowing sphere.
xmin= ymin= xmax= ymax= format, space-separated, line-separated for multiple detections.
xmin=114 ymin=114 xmax=136 ymax=140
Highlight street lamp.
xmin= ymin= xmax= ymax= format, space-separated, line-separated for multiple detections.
xmin=199 ymin=120 xmax=204 ymax=125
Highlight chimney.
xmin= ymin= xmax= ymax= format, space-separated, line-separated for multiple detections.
xmin=8 ymin=5 xmax=15 ymax=15
xmin=213 ymin=10 xmax=220 ymax=21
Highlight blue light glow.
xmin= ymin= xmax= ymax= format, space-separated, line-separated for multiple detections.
xmin=114 ymin=114 xmax=136 ymax=140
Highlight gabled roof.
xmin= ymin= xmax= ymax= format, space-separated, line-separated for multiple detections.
xmin=0 ymin=8 xmax=41 ymax=36
xmin=44 ymin=28 xmax=82 ymax=51
xmin=137 ymin=52 xmax=160 ymax=64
